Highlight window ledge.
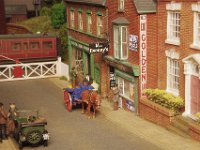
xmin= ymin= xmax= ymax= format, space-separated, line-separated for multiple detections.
xmin=190 ymin=43 xmax=200 ymax=50
xmin=118 ymin=9 xmax=125 ymax=13
xmin=166 ymin=89 xmax=179 ymax=97
xmin=165 ymin=39 xmax=180 ymax=46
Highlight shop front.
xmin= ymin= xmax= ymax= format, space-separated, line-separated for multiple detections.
xmin=68 ymin=37 xmax=108 ymax=93
xmin=105 ymin=56 xmax=139 ymax=113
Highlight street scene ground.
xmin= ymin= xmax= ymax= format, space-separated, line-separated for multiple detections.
xmin=0 ymin=79 xmax=160 ymax=150
xmin=0 ymin=78 xmax=200 ymax=150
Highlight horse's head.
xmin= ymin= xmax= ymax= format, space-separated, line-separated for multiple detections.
xmin=95 ymin=94 xmax=101 ymax=109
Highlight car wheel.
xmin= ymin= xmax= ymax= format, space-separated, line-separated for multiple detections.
xmin=26 ymin=130 xmax=42 ymax=145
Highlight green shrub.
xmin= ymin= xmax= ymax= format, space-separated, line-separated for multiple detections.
xmin=51 ymin=3 xmax=66 ymax=29
xmin=40 ymin=7 xmax=52 ymax=16
xmin=196 ymin=112 xmax=200 ymax=124
xmin=144 ymin=89 xmax=184 ymax=112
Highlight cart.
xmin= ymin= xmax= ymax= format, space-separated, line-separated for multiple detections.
xmin=13 ymin=110 xmax=49 ymax=149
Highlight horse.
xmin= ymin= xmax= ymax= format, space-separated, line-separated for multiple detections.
xmin=81 ymin=90 xmax=101 ymax=119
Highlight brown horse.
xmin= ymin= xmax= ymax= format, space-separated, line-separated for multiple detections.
xmin=81 ymin=90 xmax=101 ymax=119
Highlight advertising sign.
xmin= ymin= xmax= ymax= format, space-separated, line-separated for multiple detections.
xmin=89 ymin=42 xmax=108 ymax=53
xmin=140 ymin=15 xmax=147 ymax=96
xmin=129 ymin=35 xmax=138 ymax=51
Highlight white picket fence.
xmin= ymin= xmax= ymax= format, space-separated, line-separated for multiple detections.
xmin=0 ymin=57 xmax=69 ymax=82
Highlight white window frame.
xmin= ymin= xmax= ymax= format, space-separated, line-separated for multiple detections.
xmin=78 ymin=12 xmax=83 ymax=30
xmin=87 ymin=14 xmax=92 ymax=33
xmin=165 ymin=2 xmax=181 ymax=45
xmin=191 ymin=3 xmax=200 ymax=50
xmin=118 ymin=0 xmax=124 ymax=11
xmin=113 ymin=25 xmax=128 ymax=60
xmin=166 ymin=49 xmax=180 ymax=96
xmin=97 ymin=16 xmax=103 ymax=37
xmin=117 ymin=76 xmax=134 ymax=101
xmin=70 ymin=11 xmax=75 ymax=28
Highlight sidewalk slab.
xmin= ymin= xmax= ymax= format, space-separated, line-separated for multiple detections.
xmin=49 ymin=77 xmax=200 ymax=150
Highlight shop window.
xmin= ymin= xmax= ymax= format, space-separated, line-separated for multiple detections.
xmin=11 ymin=42 xmax=21 ymax=51
xmin=75 ymin=49 xmax=83 ymax=73
xmin=43 ymin=41 xmax=53 ymax=49
xmin=30 ymin=42 xmax=40 ymax=50
xmin=117 ymin=76 xmax=134 ymax=101
xmin=113 ymin=25 xmax=128 ymax=60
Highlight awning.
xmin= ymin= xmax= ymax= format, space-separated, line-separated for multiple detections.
xmin=104 ymin=55 xmax=139 ymax=77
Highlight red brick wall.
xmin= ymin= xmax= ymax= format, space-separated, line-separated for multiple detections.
xmin=157 ymin=0 xmax=199 ymax=99
xmin=8 ymin=15 xmax=27 ymax=23
xmin=139 ymin=97 xmax=175 ymax=127
xmin=0 ymin=0 xmax=6 ymax=34
xmin=189 ymin=123 xmax=200 ymax=142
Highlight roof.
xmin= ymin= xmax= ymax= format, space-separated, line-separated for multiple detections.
xmin=133 ymin=0 xmax=157 ymax=14
xmin=4 ymin=0 xmax=36 ymax=11
xmin=64 ymin=0 xmax=107 ymax=7
xmin=5 ymin=5 xmax=27 ymax=15
xmin=112 ymin=17 xmax=130 ymax=25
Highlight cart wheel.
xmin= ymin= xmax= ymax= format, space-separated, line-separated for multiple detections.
xmin=64 ymin=91 xmax=72 ymax=112
xmin=26 ymin=130 xmax=42 ymax=145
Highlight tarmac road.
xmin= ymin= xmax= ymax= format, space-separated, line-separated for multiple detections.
xmin=0 ymin=79 xmax=161 ymax=150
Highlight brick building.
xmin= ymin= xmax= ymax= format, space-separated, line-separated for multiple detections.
xmin=0 ymin=0 xmax=6 ymax=34
xmin=64 ymin=0 xmax=158 ymax=113
xmin=157 ymin=0 xmax=200 ymax=117
xmin=5 ymin=5 xmax=27 ymax=23
xmin=64 ymin=0 xmax=108 ymax=94
xmin=104 ymin=0 xmax=157 ymax=113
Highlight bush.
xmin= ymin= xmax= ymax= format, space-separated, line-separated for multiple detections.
xmin=196 ymin=112 xmax=200 ymax=124
xmin=40 ymin=7 xmax=52 ymax=16
xmin=51 ymin=3 xmax=66 ymax=29
xmin=144 ymin=89 xmax=184 ymax=112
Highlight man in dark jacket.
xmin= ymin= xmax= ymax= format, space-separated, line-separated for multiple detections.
xmin=0 ymin=102 xmax=7 ymax=142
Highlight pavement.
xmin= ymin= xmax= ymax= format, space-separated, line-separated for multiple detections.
xmin=2 ymin=77 xmax=200 ymax=150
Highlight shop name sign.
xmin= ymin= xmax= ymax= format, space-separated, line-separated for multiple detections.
xmin=89 ymin=42 xmax=108 ymax=53
xmin=140 ymin=15 xmax=147 ymax=96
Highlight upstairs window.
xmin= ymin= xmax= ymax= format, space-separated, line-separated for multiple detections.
xmin=97 ymin=16 xmax=103 ymax=37
xmin=191 ymin=3 xmax=200 ymax=49
xmin=166 ymin=2 xmax=181 ymax=45
xmin=70 ymin=11 xmax=75 ymax=28
xmin=87 ymin=14 xmax=92 ymax=33
xmin=118 ymin=0 xmax=124 ymax=11
xmin=113 ymin=25 xmax=128 ymax=60
xmin=78 ymin=12 xmax=83 ymax=30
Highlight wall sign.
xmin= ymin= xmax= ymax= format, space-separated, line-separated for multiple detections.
xmin=140 ymin=15 xmax=147 ymax=96
xmin=89 ymin=42 xmax=108 ymax=53
xmin=129 ymin=35 xmax=138 ymax=51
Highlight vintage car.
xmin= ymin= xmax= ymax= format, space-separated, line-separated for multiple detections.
xmin=13 ymin=110 xmax=49 ymax=149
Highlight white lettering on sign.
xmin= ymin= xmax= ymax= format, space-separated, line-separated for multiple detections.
xmin=140 ymin=15 xmax=147 ymax=96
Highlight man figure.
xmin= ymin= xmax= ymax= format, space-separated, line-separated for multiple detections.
xmin=0 ymin=102 xmax=7 ymax=142
xmin=71 ymin=67 xmax=77 ymax=87
xmin=112 ymin=83 xmax=120 ymax=110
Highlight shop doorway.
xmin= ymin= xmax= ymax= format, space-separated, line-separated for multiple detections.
xmin=75 ymin=49 xmax=83 ymax=74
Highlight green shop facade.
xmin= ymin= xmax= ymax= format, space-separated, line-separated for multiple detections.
xmin=105 ymin=56 xmax=140 ymax=113
xmin=68 ymin=37 xmax=140 ymax=113
xmin=67 ymin=36 xmax=102 ymax=90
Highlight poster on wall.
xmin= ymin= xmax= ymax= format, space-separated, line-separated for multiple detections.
xmin=129 ymin=35 xmax=138 ymax=51
xmin=109 ymin=72 xmax=115 ymax=89
xmin=140 ymin=15 xmax=147 ymax=96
